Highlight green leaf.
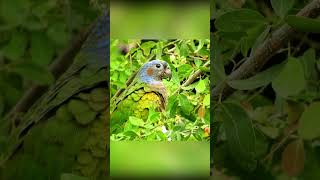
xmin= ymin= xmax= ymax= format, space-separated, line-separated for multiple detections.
xmin=179 ymin=94 xmax=194 ymax=116
xmin=212 ymin=35 xmax=226 ymax=85
xmin=11 ymin=63 xmax=54 ymax=85
xmin=285 ymin=15 xmax=320 ymax=33
xmin=30 ymin=32 xmax=54 ymax=66
xmin=240 ymin=24 xmax=267 ymax=56
xmin=219 ymin=103 xmax=257 ymax=171
xmin=258 ymin=125 xmax=279 ymax=139
xmin=67 ymin=99 xmax=96 ymax=125
xmin=2 ymin=31 xmax=27 ymax=61
xmin=272 ymin=57 xmax=306 ymax=97
xmin=47 ymin=22 xmax=69 ymax=46
xmin=271 ymin=0 xmax=295 ymax=18
xmin=129 ymin=116 xmax=145 ymax=127
xmin=301 ymin=49 xmax=317 ymax=80
xmin=195 ymin=79 xmax=206 ymax=94
xmin=140 ymin=41 xmax=156 ymax=56
xmin=203 ymin=94 xmax=210 ymax=107
xmin=179 ymin=42 xmax=189 ymax=57
xmin=178 ymin=64 xmax=193 ymax=80
xmin=167 ymin=95 xmax=179 ymax=117
xmin=22 ymin=15 xmax=46 ymax=30
xmin=32 ymin=1 xmax=56 ymax=18
xmin=0 ymin=81 xmax=22 ymax=107
xmin=250 ymin=25 xmax=271 ymax=56
xmin=228 ymin=63 xmax=283 ymax=90
xmin=147 ymin=107 xmax=160 ymax=123
xmin=0 ymin=0 xmax=29 ymax=25
xmin=194 ymin=40 xmax=204 ymax=53
xmin=215 ymin=9 xmax=266 ymax=32
xmin=298 ymin=102 xmax=320 ymax=140
xmin=217 ymin=31 xmax=247 ymax=41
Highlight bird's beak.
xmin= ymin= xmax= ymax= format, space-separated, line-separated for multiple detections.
xmin=164 ymin=68 xmax=172 ymax=81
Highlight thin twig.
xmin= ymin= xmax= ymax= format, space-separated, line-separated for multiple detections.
xmin=173 ymin=61 xmax=210 ymax=95
xmin=182 ymin=61 xmax=210 ymax=87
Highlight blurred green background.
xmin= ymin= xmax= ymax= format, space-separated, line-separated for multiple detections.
xmin=0 ymin=0 xmax=105 ymax=121
xmin=110 ymin=141 xmax=210 ymax=177
xmin=110 ymin=1 xmax=210 ymax=39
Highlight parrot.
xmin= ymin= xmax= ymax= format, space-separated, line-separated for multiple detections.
xmin=0 ymin=10 xmax=109 ymax=180
xmin=110 ymin=60 xmax=172 ymax=133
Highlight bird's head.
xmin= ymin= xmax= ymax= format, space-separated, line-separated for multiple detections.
xmin=138 ymin=60 xmax=172 ymax=84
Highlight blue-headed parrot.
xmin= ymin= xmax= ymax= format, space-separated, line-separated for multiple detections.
xmin=111 ymin=60 xmax=172 ymax=133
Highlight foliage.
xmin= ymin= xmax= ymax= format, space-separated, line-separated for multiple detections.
xmin=213 ymin=0 xmax=320 ymax=179
xmin=110 ymin=39 xmax=210 ymax=141
xmin=0 ymin=0 xmax=104 ymax=121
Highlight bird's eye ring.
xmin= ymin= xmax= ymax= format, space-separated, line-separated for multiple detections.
xmin=156 ymin=64 xmax=161 ymax=68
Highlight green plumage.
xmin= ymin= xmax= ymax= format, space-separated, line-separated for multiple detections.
xmin=111 ymin=60 xmax=172 ymax=133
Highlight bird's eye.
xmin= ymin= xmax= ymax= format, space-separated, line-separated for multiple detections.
xmin=156 ymin=64 xmax=161 ymax=68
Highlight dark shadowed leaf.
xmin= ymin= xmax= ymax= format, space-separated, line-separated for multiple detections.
xmin=47 ymin=22 xmax=69 ymax=46
xmin=298 ymin=102 xmax=320 ymax=140
xmin=0 ymin=0 xmax=29 ymax=25
xmin=301 ymin=49 xmax=317 ymax=80
xmin=228 ymin=63 xmax=283 ymax=90
xmin=31 ymin=32 xmax=55 ymax=66
xmin=212 ymin=35 xmax=226 ymax=85
xmin=219 ymin=103 xmax=257 ymax=171
xmin=11 ymin=63 xmax=54 ymax=85
xmin=271 ymin=0 xmax=295 ymax=18
xmin=2 ymin=31 xmax=27 ymax=61
xmin=285 ymin=15 xmax=320 ymax=33
xmin=272 ymin=57 xmax=306 ymax=97
xmin=215 ymin=9 xmax=266 ymax=32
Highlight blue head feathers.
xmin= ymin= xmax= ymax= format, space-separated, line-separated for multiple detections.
xmin=138 ymin=60 xmax=172 ymax=84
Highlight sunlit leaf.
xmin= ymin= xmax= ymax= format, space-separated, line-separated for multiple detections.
xmin=195 ymin=79 xmax=206 ymax=94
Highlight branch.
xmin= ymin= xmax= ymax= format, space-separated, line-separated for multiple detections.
xmin=182 ymin=61 xmax=210 ymax=87
xmin=213 ymin=0 xmax=320 ymax=101
xmin=173 ymin=61 xmax=210 ymax=95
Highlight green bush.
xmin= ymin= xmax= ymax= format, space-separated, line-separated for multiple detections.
xmin=110 ymin=39 xmax=210 ymax=141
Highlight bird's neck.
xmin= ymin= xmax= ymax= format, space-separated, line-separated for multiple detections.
xmin=139 ymin=71 xmax=161 ymax=85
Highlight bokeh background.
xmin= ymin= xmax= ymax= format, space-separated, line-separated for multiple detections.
xmin=0 ymin=0 xmax=105 ymax=122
